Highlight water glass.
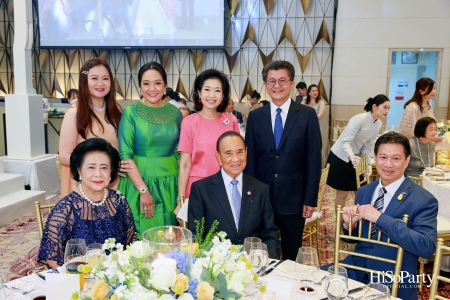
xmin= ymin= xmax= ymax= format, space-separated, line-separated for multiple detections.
xmin=363 ymin=283 xmax=390 ymax=299
xmin=243 ymin=237 xmax=261 ymax=255
xmin=295 ymin=247 xmax=320 ymax=295
xmin=250 ymin=242 xmax=268 ymax=280
xmin=324 ymin=273 xmax=348 ymax=299
xmin=0 ymin=270 xmax=8 ymax=300
xmin=86 ymin=243 xmax=105 ymax=269
xmin=64 ymin=238 xmax=87 ymax=263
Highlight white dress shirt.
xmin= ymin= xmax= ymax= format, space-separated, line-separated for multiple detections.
xmin=331 ymin=112 xmax=382 ymax=163
xmin=371 ymin=176 xmax=405 ymax=213
xmin=270 ymin=98 xmax=292 ymax=132
xmin=221 ymin=168 xmax=243 ymax=229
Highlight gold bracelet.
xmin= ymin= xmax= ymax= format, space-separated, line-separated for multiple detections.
xmin=177 ymin=195 xmax=186 ymax=205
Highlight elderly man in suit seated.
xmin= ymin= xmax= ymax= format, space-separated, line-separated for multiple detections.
xmin=340 ymin=132 xmax=438 ymax=300
xmin=188 ymin=131 xmax=280 ymax=258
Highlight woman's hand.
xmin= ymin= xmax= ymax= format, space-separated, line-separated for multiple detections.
xmin=118 ymin=160 xmax=133 ymax=177
xmin=174 ymin=203 xmax=181 ymax=215
xmin=140 ymin=192 xmax=155 ymax=218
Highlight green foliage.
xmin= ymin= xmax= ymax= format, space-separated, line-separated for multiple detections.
xmin=216 ymin=273 xmax=241 ymax=300
xmin=194 ymin=217 xmax=219 ymax=252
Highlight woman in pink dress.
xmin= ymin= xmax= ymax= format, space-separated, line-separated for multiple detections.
xmin=175 ymin=69 xmax=240 ymax=215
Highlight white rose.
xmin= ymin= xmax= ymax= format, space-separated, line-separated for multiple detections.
xmin=159 ymin=294 xmax=175 ymax=300
xmin=129 ymin=241 xmax=151 ymax=259
xmin=227 ymin=280 xmax=244 ymax=293
xmin=223 ymin=260 xmax=236 ymax=273
xmin=211 ymin=252 xmax=222 ymax=264
xmin=192 ymin=259 xmax=205 ymax=279
xmin=178 ymin=293 xmax=195 ymax=300
xmin=229 ymin=270 xmax=253 ymax=287
xmin=149 ymin=264 xmax=177 ymax=291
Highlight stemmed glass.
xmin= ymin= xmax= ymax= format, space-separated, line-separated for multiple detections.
xmin=295 ymin=247 xmax=320 ymax=295
xmin=250 ymin=242 xmax=269 ymax=278
xmin=244 ymin=237 xmax=261 ymax=256
xmin=64 ymin=238 xmax=87 ymax=289
xmin=324 ymin=265 xmax=348 ymax=300
xmin=86 ymin=243 xmax=105 ymax=278
xmin=363 ymin=283 xmax=390 ymax=299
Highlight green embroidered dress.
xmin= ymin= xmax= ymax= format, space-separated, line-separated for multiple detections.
xmin=118 ymin=101 xmax=182 ymax=234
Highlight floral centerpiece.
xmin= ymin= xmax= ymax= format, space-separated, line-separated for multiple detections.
xmin=73 ymin=221 xmax=255 ymax=300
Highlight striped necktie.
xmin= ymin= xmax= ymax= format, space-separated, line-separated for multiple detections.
xmin=371 ymin=187 xmax=386 ymax=237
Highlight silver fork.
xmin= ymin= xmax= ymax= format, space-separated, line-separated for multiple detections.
xmin=9 ymin=286 xmax=35 ymax=295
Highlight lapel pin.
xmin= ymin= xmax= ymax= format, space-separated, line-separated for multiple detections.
xmin=247 ymin=191 xmax=251 ymax=195
xmin=397 ymin=192 xmax=405 ymax=201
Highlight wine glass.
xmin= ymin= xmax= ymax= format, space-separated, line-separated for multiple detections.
xmin=250 ymin=242 xmax=268 ymax=276
xmin=244 ymin=237 xmax=261 ymax=255
xmin=295 ymin=247 xmax=320 ymax=295
xmin=64 ymin=238 xmax=87 ymax=263
xmin=324 ymin=272 xmax=348 ymax=299
xmin=328 ymin=265 xmax=348 ymax=279
xmin=363 ymin=283 xmax=390 ymax=299
xmin=86 ymin=243 xmax=105 ymax=268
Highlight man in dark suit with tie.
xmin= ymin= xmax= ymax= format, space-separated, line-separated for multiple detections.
xmin=341 ymin=132 xmax=437 ymax=300
xmin=188 ymin=131 xmax=280 ymax=258
xmin=245 ymin=60 xmax=322 ymax=261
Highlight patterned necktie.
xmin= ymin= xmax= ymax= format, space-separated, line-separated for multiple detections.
xmin=274 ymin=108 xmax=283 ymax=150
xmin=231 ymin=179 xmax=241 ymax=229
xmin=371 ymin=187 xmax=386 ymax=237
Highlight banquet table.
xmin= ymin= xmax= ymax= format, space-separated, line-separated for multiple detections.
xmin=3 ymin=264 xmax=401 ymax=300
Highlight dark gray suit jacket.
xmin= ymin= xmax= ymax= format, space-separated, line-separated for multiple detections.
xmin=188 ymin=171 xmax=280 ymax=258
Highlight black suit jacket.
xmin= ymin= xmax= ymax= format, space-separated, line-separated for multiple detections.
xmin=231 ymin=110 xmax=243 ymax=124
xmin=188 ymin=171 xmax=280 ymax=258
xmin=245 ymin=100 xmax=322 ymax=214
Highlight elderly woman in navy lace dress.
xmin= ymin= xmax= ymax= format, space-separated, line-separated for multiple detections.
xmin=38 ymin=138 xmax=136 ymax=268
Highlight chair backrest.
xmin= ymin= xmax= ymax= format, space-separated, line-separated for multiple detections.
xmin=333 ymin=119 xmax=349 ymax=128
xmin=35 ymin=201 xmax=56 ymax=239
xmin=429 ymin=238 xmax=450 ymax=299
xmin=56 ymin=155 xmax=62 ymax=179
xmin=334 ymin=205 xmax=408 ymax=297
xmin=316 ymin=163 xmax=330 ymax=212
xmin=355 ymin=154 xmax=370 ymax=189
xmin=408 ymin=175 xmax=423 ymax=187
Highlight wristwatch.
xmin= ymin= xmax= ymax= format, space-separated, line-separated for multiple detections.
xmin=138 ymin=186 xmax=148 ymax=194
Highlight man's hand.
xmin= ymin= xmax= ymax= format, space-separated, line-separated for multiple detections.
xmin=342 ymin=204 xmax=361 ymax=228
xmin=358 ymin=204 xmax=382 ymax=223
xmin=302 ymin=205 xmax=315 ymax=219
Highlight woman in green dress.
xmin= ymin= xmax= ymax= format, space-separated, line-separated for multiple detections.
xmin=118 ymin=62 xmax=182 ymax=234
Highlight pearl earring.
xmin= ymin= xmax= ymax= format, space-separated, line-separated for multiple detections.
xmin=79 ymin=175 xmax=82 ymax=180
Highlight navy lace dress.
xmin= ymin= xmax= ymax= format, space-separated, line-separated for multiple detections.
xmin=38 ymin=190 xmax=136 ymax=266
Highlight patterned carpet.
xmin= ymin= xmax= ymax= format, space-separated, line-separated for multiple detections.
xmin=0 ymin=188 xmax=448 ymax=299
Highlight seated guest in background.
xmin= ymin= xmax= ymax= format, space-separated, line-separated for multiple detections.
xmin=188 ymin=131 xmax=280 ymax=258
xmin=180 ymin=107 xmax=190 ymax=119
xmin=295 ymin=81 xmax=307 ymax=103
xmin=67 ymin=88 xmax=78 ymax=104
xmin=258 ymin=99 xmax=270 ymax=107
xmin=165 ymin=87 xmax=185 ymax=109
xmin=437 ymin=131 xmax=450 ymax=165
xmin=405 ymin=117 xmax=437 ymax=177
xmin=326 ymin=95 xmax=390 ymax=211
xmin=242 ymin=90 xmax=260 ymax=124
xmin=178 ymin=98 xmax=187 ymax=106
xmin=398 ymin=77 xmax=436 ymax=139
xmin=225 ymin=98 xmax=243 ymax=124
xmin=301 ymin=84 xmax=327 ymax=120
xmin=340 ymin=132 xmax=438 ymax=300
xmin=38 ymin=138 xmax=136 ymax=268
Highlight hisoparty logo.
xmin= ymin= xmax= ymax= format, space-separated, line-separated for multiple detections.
xmin=370 ymin=271 xmax=435 ymax=288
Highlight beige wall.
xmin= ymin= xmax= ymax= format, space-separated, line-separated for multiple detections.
xmin=332 ymin=0 xmax=450 ymax=120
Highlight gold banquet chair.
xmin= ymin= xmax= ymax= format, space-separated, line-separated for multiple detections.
xmin=408 ymin=175 xmax=423 ymax=187
xmin=334 ymin=205 xmax=408 ymax=297
xmin=302 ymin=163 xmax=330 ymax=263
xmin=418 ymin=215 xmax=450 ymax=292
xmin=35 ymin=201 xmax=56 ymax=240
xmin=355 ymin=154 xmax=370 ymax=189
xmin=429 ymin=238 xmax=450 ymax=299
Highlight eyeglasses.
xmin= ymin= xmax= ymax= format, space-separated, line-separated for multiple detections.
xmin=266 ymin=78 xmax=291 ymax=87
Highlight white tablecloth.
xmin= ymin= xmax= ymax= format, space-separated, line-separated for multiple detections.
xmin=3 ymin=273 xmax=45 ymax=300
xmin=8 ymin=266 xmax=401 ymax=300
xmin=3 ymin=155 xmax=60 ymax=198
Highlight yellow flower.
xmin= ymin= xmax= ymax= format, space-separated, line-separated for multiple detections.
xmin=111 ymin=293 xmax=119 ymax=300
xmin=71 ymin=292 xmax=79 ymax=300
xmin=253 ymin=272 xmax=259 ymax=281
xmin=259 ymin=285 xmax=267 ymax=293
xmin=397 ymin=194 xmax=403 ymax=200
xmin=111 ymin=252 xmax=120 ymax=261
xmin=192 ymin=243 xmax=200 ymax=256
xmin=245 ymin=262 xmax=253 ymax=270
xmin=228 ymin=298 xmax=236 ymax=300
xmin=157 ymin=230 xmax=165 ymax=237
xmin=172 ymin=273 xmax=189 ymax=295
xmin=81 ymin=264 xmax=92 ymax=274
xmin=196 ymin=281 xmax=215 ymax=300
xmin=91 ymin=280 xmax=109 ymax=300
xmin=229 ymin=245 xmax=238 ymax=252
xmin=240 ymin=256 xmax=248 ymax=263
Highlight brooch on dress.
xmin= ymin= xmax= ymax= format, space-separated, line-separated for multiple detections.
xmin=223 ymin=117 xmax=230 ymax=128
